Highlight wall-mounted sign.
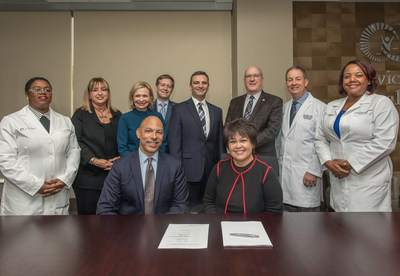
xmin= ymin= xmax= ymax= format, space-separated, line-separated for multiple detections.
xmin=360 ymin=23 xmax=400 ymax=63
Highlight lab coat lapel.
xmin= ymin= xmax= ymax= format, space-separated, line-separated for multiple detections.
xmin=346 ymin=92 xmax=371 ymax=113
xmin=282 ymin=100 xmax=291 ymax=134
xmin=49 ymin=109 xmax=59 ymax=135
xmin=290 ymin=95 xmax=312 ymax=130
xmin=20 ymin=106 xmax=50 ymax=135
xmin=331 ymin=98 xmax=346 ymax=116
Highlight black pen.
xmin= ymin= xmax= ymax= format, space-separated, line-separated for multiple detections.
xmin=229 ymin=233 xmax=259 ymax=238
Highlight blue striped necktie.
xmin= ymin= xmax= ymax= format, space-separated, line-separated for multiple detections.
xmin=289 ymin=100 xmax=298 ymax=126
xmin=243 ymin=96 xmax=254 ymax=119
xmin=160 ymin=103 xmax=167 ymax=120
xmin=198 ymin=103 xmax=207 ymax=135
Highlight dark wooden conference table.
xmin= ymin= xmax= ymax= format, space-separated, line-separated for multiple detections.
xmin=1 ymin=212 xmax=400 ymax=275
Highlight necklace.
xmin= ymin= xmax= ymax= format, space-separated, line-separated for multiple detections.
xmin=94 ymin=107 xmax=108 ymax=119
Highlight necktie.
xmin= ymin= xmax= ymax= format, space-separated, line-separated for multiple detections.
xmin=289 ymin=100 xmax=298 ymax=127
xmin=160 ymin=103 xmax=166 ymax=120
xmin=243 ymin=96 xmax=254 ymax=119
xmin=144 ymin=157 xmax=155 ymax=214
xmin=40 ymin=116 xmax=50 ymax=133
xmin=198 ymin=103 xmax=207 ymax=135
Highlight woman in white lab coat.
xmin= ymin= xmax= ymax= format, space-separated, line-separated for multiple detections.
xmin=315 ymin=60 xmax=399 ymax=212
xmin=0 ymin=77 xmax=80 ymax=215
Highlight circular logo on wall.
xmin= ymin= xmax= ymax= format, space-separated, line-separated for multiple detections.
xmin=360 ymin=23 xmax=400 ymax=63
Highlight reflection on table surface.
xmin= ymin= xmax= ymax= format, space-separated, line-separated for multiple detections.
xmin=1 ymin=212 xmax=399 ymax=275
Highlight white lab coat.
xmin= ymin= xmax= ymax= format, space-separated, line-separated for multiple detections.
xmin=315 ymin=92 xmax=399 ymax=212
xmin=0 ymin=106 xmax=80 ymax=215
xmin=276 ymin=93 xmax=326 ymax=208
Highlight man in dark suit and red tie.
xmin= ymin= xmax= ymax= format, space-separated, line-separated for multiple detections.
xmin=96 ymin=116 xmax=188 ymax=214
xmin=225 ymin=66 xmax=283 ymax=174
xmin=168 ymin=71 xmax=225 ymax=213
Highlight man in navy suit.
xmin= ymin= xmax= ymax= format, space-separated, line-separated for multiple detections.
xmin=96 ymin=116 xmax=188 ymax=214
xmin=152 ymin=74 xmax=176 ymax=135
xmin=168 ymin=71 xmax=225 ymax=213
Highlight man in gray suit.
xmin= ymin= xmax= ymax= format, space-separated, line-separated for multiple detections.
xmin=152 ymin=74 xmax=176 ymax=135
xmin=225 ymin=66 xmax=283 ymax=174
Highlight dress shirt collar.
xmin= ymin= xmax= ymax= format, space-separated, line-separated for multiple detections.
xmin=245 ymin=90 xmax=262 ymax=102
xmin=191 ymin=96 xmax=207 ymax=107
xmin=294 ymin=91 xmax=309 ymax=106
xmin=157 ymin=99 xmax=169 ymax=106
xmin=28 ymin=105 xmax=51 ymax=120
xmin=138 ymin=147 xmax=159 ymax=165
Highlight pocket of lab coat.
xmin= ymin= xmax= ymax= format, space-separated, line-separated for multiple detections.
xmin=55 ymin=188 xmax=70 ymax=210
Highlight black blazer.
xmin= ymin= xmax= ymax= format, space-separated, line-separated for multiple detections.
xmin=71 ymin=107 xmax=122 ymax=190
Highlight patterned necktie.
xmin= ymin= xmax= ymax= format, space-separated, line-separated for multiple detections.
xmin=243 ymin=96 xmax=254 ymax=119
xmin=144 ymin=157 xmax=155 ymax=214
xmin=160 ymin=103 xmax=167 ymax=120
xmin=198 ymin=103 xmax=207 ymax=135
xmin=40 ymin=116 xmax=50 ymax=133
xmin=289 ymin=100 xmax=298 ymax=127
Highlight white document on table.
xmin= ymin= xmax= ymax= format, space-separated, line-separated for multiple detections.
xmin=158 ymin=224 xmax=209 ymax=249
xmin=221 ymin=221 xmax=272 ymax=247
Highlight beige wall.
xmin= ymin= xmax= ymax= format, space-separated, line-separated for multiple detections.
xmin=73 ymin=11 xmax=232 ymax=115
xmin=0 ymin=1 xmax=293 ymax=119
xmin=233 ymin=0 xmax=293 ymax=102
xmin=0 ymin=11 xmax=71 ymax=118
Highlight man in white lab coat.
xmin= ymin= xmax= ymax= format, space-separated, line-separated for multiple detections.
xmin=276 ymin=66 xmax=326 ymax=212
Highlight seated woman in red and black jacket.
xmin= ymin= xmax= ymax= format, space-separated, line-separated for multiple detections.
xmin=203 ymin=118 xmax=283 ymax=213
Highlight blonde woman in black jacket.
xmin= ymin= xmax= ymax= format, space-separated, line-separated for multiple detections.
xmin=71 ymin=77 xmax=121 ymax=214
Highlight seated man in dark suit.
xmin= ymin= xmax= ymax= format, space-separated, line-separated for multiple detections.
xmin=97 ymin=116 xmax=188 ymax=214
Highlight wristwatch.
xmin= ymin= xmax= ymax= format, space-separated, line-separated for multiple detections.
xmin=89 ymin=157 xmax=96 ymax=165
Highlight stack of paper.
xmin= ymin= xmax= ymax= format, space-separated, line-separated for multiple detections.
xmin=221 ymin=221 xmax=273 ymax=247
xmin=158 ymin=224 xmax=209 ymax=249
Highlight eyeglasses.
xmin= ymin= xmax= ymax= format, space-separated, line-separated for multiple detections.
xmin=244 ymin=74 xmax=262 ymax=79
xmin=29 ymin=87 xmax=53 ymax=93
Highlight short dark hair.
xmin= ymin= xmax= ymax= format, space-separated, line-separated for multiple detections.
xmin=156 ymin=74 xmax=175 ymax=89
xmin=223 ymin=118 xmax=257 ymax=148
xmin=337 ymin=60 xmax=378 ymax=95
xmin=25 ymin=77 xmax=52 ymax=93
xmin=285 ymin=66 xmax=307 ymax=81
xmin=190 ymin=71 xmax=209 ymax=84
